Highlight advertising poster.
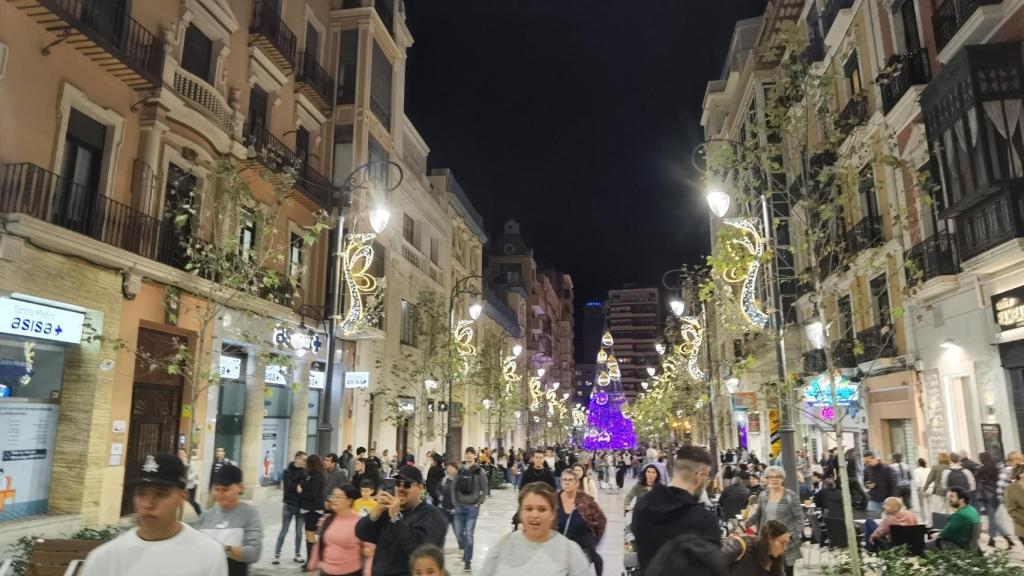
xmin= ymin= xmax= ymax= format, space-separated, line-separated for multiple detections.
xmin=259 ymin=418 xmax=289 ymax=485
xmin=0 ymin=402 xmax=59 ymax=520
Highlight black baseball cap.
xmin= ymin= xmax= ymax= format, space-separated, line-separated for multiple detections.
xmin=395 ymin=465 xmax=424 ymax=485
xmin=213 ymin=463 xmax=243 ymax=486
xmin=133 ymin=453 xmax=187 ymax=488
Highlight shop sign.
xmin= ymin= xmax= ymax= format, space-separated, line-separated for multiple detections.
xmin=309 ymin=370 xmax=325 ymax=390
xmin=803 ymin=372 xmax=859 ymax=406
xmin=265 ymin=364 xmax=288 ymax=386
xmin=0 ymin=297 xmax=84 ymax=345
xmin=219 ymin=356 xmax=242 ymax=380
xmin=344 ymin=371 xmax=369 ymax=389
xmin=992 ymin=287 xmax=1024 ymax=331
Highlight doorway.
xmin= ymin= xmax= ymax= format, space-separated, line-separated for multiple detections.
xmin=121 ymin=329 xmax=185 ymax=515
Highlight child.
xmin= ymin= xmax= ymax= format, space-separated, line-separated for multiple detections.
xmin=352 ymin=478 xmax=378 ymax=516
xmin=410 ymin=544 xmax=449 ymax=576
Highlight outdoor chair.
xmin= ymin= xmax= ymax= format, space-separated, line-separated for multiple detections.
xmin=890 ymin=524 xmax=927 ymax=556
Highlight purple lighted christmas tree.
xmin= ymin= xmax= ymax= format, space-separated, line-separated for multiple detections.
xmin=583 ymin=332 xmax=636 ymax=450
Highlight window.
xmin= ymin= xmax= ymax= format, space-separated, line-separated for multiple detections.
xmin=333 ymin=125 xmax=354 ymax=185
xmin=289 ymin=232 xmax=303 ymax=278
xmin=370 ymin=43 xmax=392 ymax=130
xmin=897 ymin=0 xmax=921 ymax=52
xmin=182 ymin=24 xmax=214 ymax=83
xmin=0 ymin=40 xmax=8 ymax=80
xmin=305 ymin=21 xmax=320 ymax=61
xmin=400 ymin=300 xmax=416 ymax=346
xmin=60 ymin=109 xmax=106 ymax=230
xmin=430 ymin=237 xmax=439 ymax=265
xmin=249 ymin=85 xmax=269 ymax=129
xmin=844 ymin=52 xmax=862 ymax=97
xmin=403 ymin=213 xmax=415 ymax=245
xmin=870 ymin=276 xmax=891 ymax=326
xmin=296 ymin=126 xmax=310 ymax=163
xmin=837 ymin=295 xmax=854 ymax=339
xmin=337 ymin=30 xmax=358 ymax=105
xmin=979 ymin=98 xmax=1024 ymax=181
xmin=238 ymin=208 xmax=256 ymax=260
xmin=368 ymin=136 xmax=389 ymax=189
xmin=500 ymin=263 xmax=521 ymax=284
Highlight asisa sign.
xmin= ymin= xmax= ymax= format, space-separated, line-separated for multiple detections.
xmin=0 ymin=297 xmax=84 ymax=344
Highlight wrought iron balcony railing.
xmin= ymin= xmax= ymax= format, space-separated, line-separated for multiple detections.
xmin=856 ymin=324 xmax=897 ymax=363
xmin=845 ymin=215 xmax=884 ymax=254
xmin=295 ymin=51 xmax=335 ymax=112
xmin=821 ymin=0 xmax=854 ymax=37
xmin=932 ymin=0 xmax=1002 ymax=53
xmin=904 ymin=230 xmax=959 ymax=285
xmin=250 ymin=0 xmax=297 ymax=72
xmin=837 ymin=94 xmax=869 ymax=133
xmin=878 ymin=48 xmax=931 ymax=113
xmin=31 ymin=0 xmax=164 ymax=88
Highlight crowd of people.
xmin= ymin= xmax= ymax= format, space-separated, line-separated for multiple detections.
xmin=75 ymin=440 xmax=1024 ymax=576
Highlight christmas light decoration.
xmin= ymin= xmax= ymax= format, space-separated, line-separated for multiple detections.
xmin=529 ymin=375 xmax=542 ymax=410
xmin=596 ymin=348 xmax=608 ymax=363
xmin=597 ymin=371 xmax=610 ymax=386
xmin=655 ymin=342 xmax=666 ymax=355
xmin=339 ymin=233 xmax=384 ymax=335
xmin=602 ymin=331 xmax=614 ymax=347
xmin=502 ymin=352 xmax=521 ymax=393
xmin=453 ymin=320 xmax=476 ymax=374
xmin=594 ymin=390 xmax=609 ymax=405
xmin=678 ymin=316 xmax=705 ymax=381
xmin=720 ymin=217 xmax=768 ymax=328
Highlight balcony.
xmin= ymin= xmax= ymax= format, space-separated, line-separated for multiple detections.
xmin=904 ymin=231 xmax=959 ymax=285
xmin=833 ymin=338 xmax=857 ymax=369
xmin=804 ymin=35 xmax=825 ymax=64
xmin=932 ymin=0 xmax=1002 ymax=53
xmin=877 ymin=48 xmax=931 ymax=114
xmin=845 ymin=215 xmax=884 ymax=254
xmin=295 ymin=52 xmax=335 ymax=114
xmin=15 ymin=0 xmax=164 ymax=89
xmin=803 ymin=348 xmax=827 ymax=374
xmin=243 ymin=123 xmax=331 ymax=210
xmin=837 ymin=94 xmax=869 ymax=134
xmin=821 ymin=0 xmax=854 ymax=37
xmin=250 ymin=0 xmax=297 ymax=74
xmin=172 ymin=66 xmax=239 ymax=136
xmin=1 ymin=162 xmax=298 ymax=308
xmin=922 ymin=42 xmax=1024 ymax=221
xmin=955 ymin=183 xmax=1024 ymax=262
xmin=855 ymin=325 xmax=897 ymax=363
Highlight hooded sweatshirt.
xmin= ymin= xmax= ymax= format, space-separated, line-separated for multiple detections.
xmin=631 ymin=483 xmax=720 ymax=571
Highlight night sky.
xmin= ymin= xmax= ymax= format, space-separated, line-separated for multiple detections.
xmin=403 ymin=0 xmax=768 ymax=303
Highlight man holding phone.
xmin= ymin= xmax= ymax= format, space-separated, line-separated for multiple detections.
xmin=356 ymin=465 xmax=448 ymax=576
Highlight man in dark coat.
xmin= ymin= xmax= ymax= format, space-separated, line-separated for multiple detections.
xmin=632 ymin=446 xmax=719 ymax=572
xmin=518 ymin=449 xmax=556 ymax=490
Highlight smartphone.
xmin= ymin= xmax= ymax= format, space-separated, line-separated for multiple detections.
xmin=381 ymin=478 xmax=397 ymax=495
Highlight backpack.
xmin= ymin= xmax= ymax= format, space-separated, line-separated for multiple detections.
xmin=947 ymin=468 xmax=970 ymax=492
xmin=456 ymin=468 xmax=477 ymax=495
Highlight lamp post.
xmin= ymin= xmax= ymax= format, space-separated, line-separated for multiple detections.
xmin=318 ymin=160 xmax=402 ymax=454
xmin=699 ymin=138 xmax=798 ymax=494
xmin=445 ymin=275 xmax=485 ymax=459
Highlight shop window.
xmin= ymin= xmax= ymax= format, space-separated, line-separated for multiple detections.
xmin=0 ymin=341 xmax=66 ymax=400
xmin=214 ymin=347 xmax=246 ymax=463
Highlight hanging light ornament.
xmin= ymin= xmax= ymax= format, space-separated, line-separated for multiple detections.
xmin=594 ymin=390 xmax=609 ymax=405
xmin=602 ymin=331 xmax=614 ymax=347
xmin=596 ymin=348 xmax=608 ymax=364
xmin=529 ymin=375 xmax=542 ymax=410
xmin=452 ymin=320 xmax=476 ymax=374
xmin=339 ymin=233 xmax=383 ymax=335
xmin=719 ymin=218 xmax=768 ymax=328
xmin=655 ymin=342 xmax=666 ymax=356
xmin=597 ymin=371 xmax=610 ymax=386
xmin=678 ymin=316 xmax=705 ymax=381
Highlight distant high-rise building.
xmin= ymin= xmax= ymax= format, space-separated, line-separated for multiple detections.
xmin=581 ymin=299 xmax=606 ymax=364
xmin=606 ymin=287 xmax=660 ymax=399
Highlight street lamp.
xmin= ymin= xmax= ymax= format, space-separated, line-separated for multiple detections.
xmin=445 ymin=274 xmax=486 ymax=459
xmin=699 ymin=138 xmax=797 ymax=493
xmin=669 ymin=299 xmax=685 ymax=317
xmin=319 ymin=160 xmax=402 ymax=453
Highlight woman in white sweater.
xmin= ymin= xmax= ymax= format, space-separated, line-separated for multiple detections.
xmin=478 ymin=483 xmax=590 ymax=576
xmin=573 ymin=463 xmax=597 ymax=498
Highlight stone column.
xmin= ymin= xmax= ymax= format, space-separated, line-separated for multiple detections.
xmin=240 ymin=351 xmax=266 ymax=497
xmin=136 ymin=117 xmax=167 ymax=215
xmin=289 ymin=359 xmax=311 ymax=457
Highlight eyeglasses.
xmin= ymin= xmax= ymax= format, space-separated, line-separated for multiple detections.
xmin=766 ymin=475 xmax=784 ymax=480
xmin=396 ymin=480 xmax=414 ymax=489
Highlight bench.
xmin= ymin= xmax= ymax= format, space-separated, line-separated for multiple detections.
xmin=0 ymin=539 xmax=102 ymax=576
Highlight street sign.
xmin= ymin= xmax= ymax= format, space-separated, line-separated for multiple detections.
xmin=0 ymin=297 xmax=84 ymax=344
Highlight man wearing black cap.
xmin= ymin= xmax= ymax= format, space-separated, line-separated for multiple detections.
xmin=356 ymin=464 xmax=448 ymax=576
xmin=81 ymin=453 xmax=227 ymax=575
xmin=197 ymin=464 xmax=264 ymax=575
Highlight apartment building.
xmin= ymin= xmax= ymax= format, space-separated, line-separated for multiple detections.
xmin=0 ymin=0 xmax=341 ymax=530
xmin=606 ymin=286 xmax=660 ymax=400
xmin=703 ymin=0 xmax=1024 ymax=463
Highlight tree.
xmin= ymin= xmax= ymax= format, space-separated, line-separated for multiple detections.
xmin=700 ymin=25 xmax=927 ymax=576
xmin=117 ymin=155 xmax=328 ymax=474
xmin=464 ymin=333 xmax=519 ymax=444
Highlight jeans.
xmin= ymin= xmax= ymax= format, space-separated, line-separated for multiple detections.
xmin=275 ymin=502 xmax=304 ymax=557
xmin=867 ymin=499 xmax=884 ymax=514
xmin=186 ymin=487 xmax=202 ymax=516
xmin=453 ymin=504 xmax=480 ymax=564
xmin=985 ymin=501 xmax=1005 ymax=539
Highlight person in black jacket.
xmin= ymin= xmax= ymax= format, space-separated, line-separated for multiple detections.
xmin=426 ymin=452 xmax=445 ymax=505
xmin=299 ymin=454 xmax=326 ymax=568
xmin=632 ymin=446 xmax=719 ymax=572
xmin=814 ymin=478 xmax=845 ymax=519
xmin=863 ymin=451 xmax=897 ymax=515
xmin=519 ymin=449 xmax=556 ymax=490
xmin=718 ymin=476 xmax=752 ymax=525
xmin=272 ymin=451 xmax=306 ymax=565
xmin=355 ymin=465 xmax=448 ymax=576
